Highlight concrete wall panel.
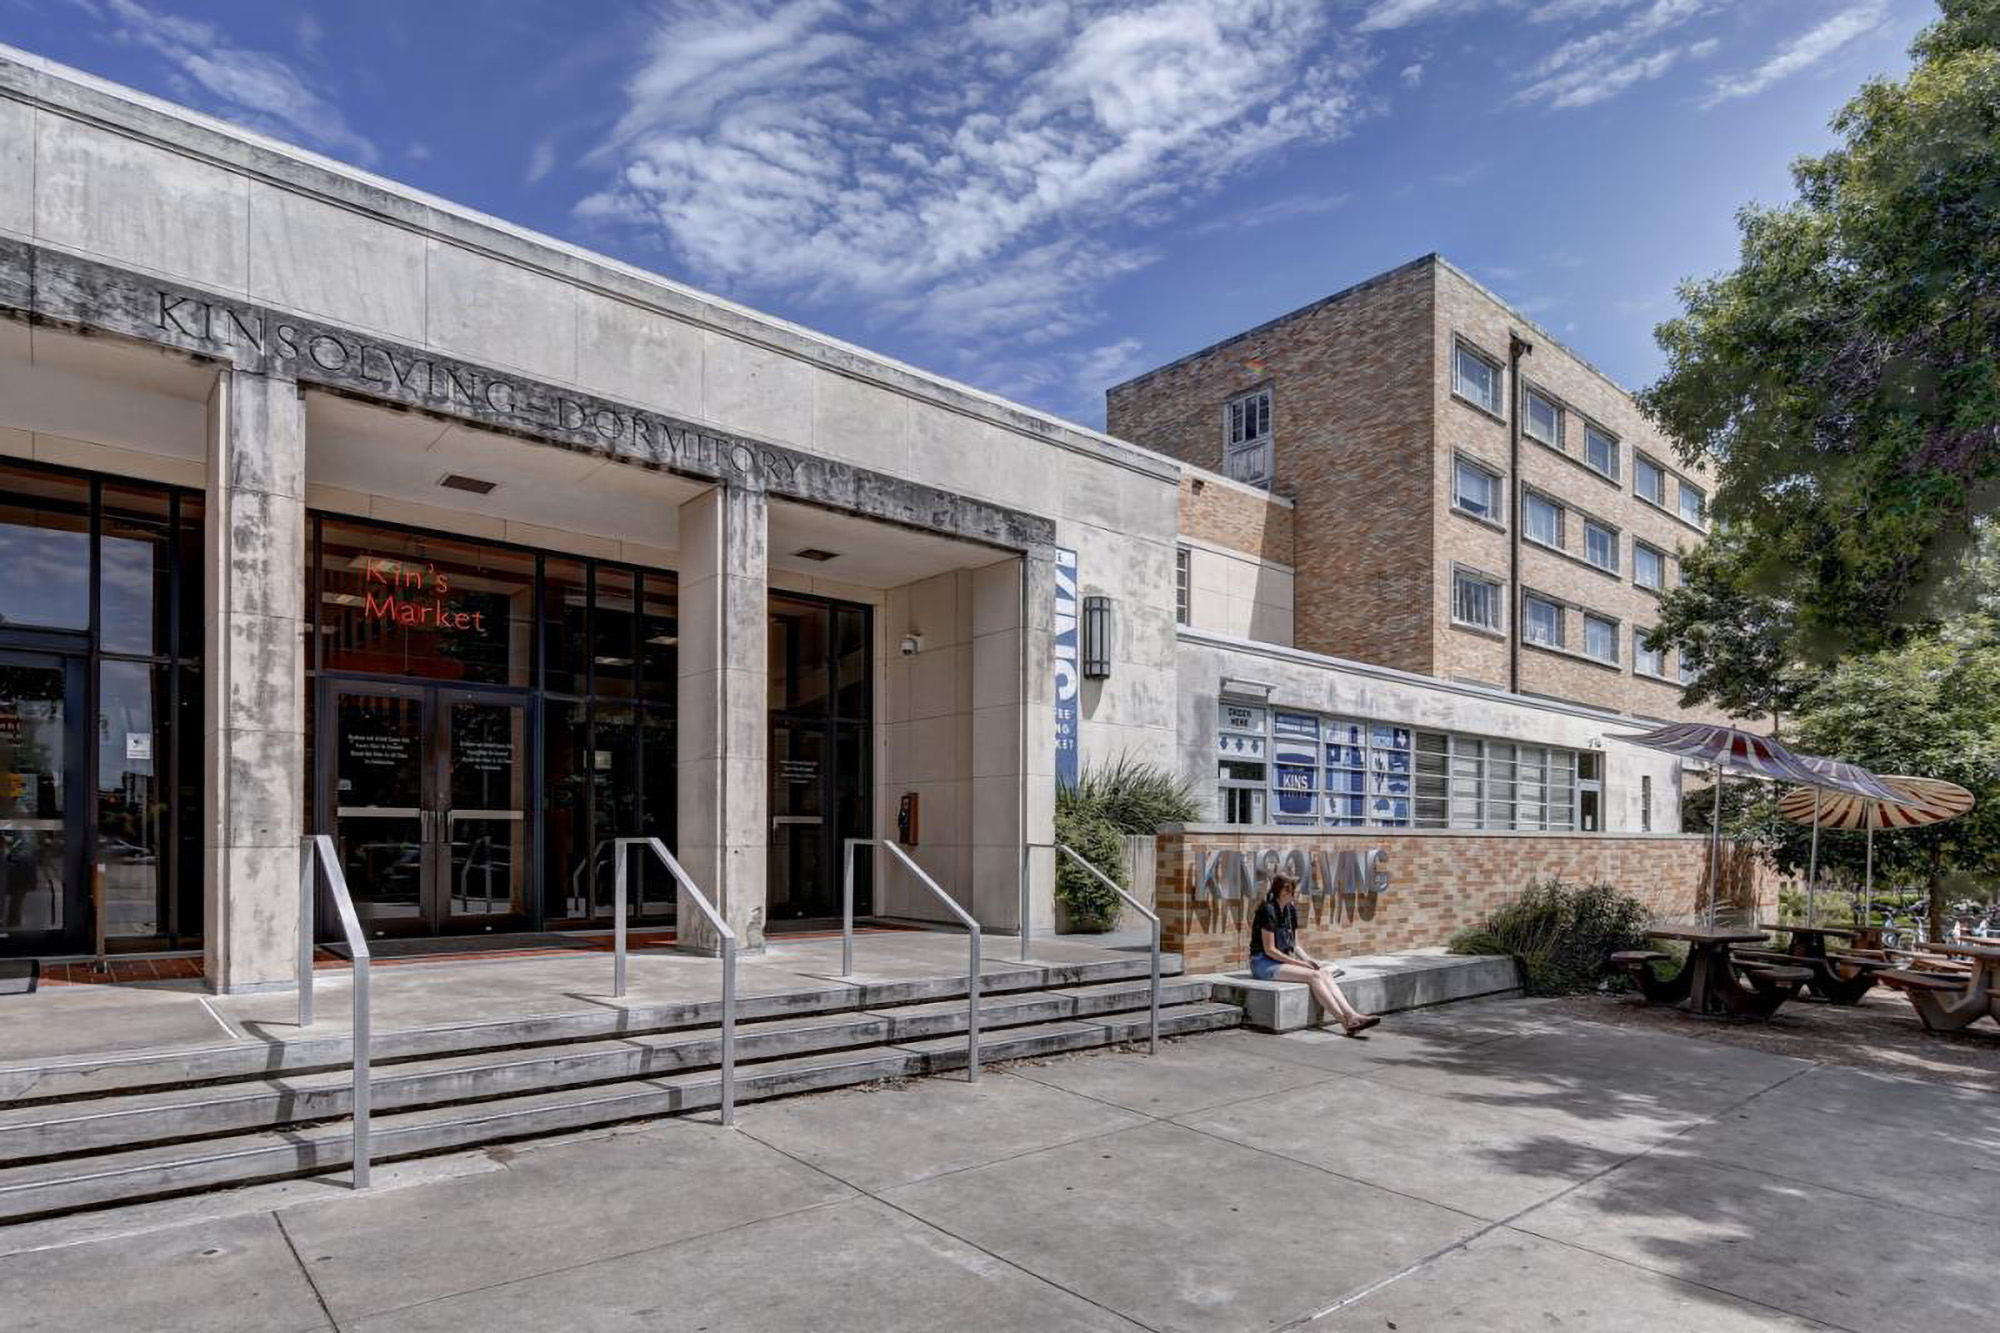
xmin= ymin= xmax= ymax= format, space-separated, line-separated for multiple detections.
xmin=248 ymin=183 xmax=426 ymax=341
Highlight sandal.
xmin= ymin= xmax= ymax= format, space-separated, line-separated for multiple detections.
xmin=1341 ymin=1015 xmax=1380 ymax=1037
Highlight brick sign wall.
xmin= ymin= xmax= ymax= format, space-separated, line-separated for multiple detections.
xmin=1155 ymin=828 xmax=1770 ymax=975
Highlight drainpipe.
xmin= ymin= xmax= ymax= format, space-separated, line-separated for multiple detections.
xmin=1507 ymin=331 xmax=1533 ymax=695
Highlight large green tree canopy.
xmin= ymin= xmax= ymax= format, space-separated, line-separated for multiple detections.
xmin=1640 ymin=0 xmax=2000 ymax=660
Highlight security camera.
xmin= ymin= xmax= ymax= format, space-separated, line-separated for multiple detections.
xmin=899 ymin=633 xmax=923 ymax=657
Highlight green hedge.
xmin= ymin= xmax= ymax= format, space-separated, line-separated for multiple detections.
xmin=1052 ymin=756 xmax=1200 ymax=933
xmin=1448 ymin=879 xmax=1652 ymax=996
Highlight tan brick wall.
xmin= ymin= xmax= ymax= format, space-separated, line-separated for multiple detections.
xmin=1177 ymin=473 xmax=1294 ymax=564
xmin=1153 ymin=828 xmax=1770 ymax=975
xmin=1108 ymin=258 xmax=1438 ymax=673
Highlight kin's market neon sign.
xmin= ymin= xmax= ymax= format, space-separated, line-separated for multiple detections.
xmin=361 ymin=558 xmax=487 ymax=632
xmin=1192 ymin=846 xmax=1392 ymax=902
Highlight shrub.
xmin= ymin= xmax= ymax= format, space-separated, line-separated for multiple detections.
xmin=1053 ymin=798 xmax=1127 ymax=931
xmin=1448 ymin=879 xmax=1652 ymax=996
xmin=1073 ymin=755 xmax=1200 ymax=835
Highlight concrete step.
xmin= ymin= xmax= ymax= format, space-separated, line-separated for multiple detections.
xmin=0 ymin=952 xmax=1184 ymax=1106
xmin=0 ymin=999 xmax=1237 ymax=1224
xmin=0 ymin=975 xmax=1209 ymax=1165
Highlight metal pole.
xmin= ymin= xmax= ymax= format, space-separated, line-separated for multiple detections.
xmin=1865 ymin=824 xmax=1876 ymax=928
xmin=841 ymin=837 xmax=855 ymax=977
xmin=720 ymin=935 xmax=736 ymax=1126
xmin=1147 ymin=913 xmax=1160 ymax=1056
xmin=1019 ymin=843 xmax=1031 ymax=962
xmin=613 ymin=841 xmax=628 ymax=999
xmin=967 ymin=926 xmax=981 ymax=1083
xmin=1708 ymin=763 xmax=1725 ymax=927
xmin=352 ymin=948 xmax=371 ymax=1188
xmin=298 ymin=846 xmax=315 ymax=1028
xmin=1807 ymin=789 xmax=1823 ymax=927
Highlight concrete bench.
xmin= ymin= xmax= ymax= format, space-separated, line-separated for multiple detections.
xmin=1205 ymin=953 xmax=1520 ymax=1032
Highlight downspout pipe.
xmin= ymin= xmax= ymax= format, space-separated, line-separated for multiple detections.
xmin=1507 ymin=332 xmax=1533 ymax=695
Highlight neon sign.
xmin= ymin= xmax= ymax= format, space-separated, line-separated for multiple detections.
xmin=362 ymin=558 xmax=486 ymax=632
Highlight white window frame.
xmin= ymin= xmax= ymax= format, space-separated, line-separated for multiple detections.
xmin=1584 ymin=519 xmax=1619 ymax=573
xmin=1679 ymin=479 xmax=1707 ymax=528
xmin=1223 ymin=387 xmax=1273 ymax=489
xmin=1635 ymin=454 xmax=1667 ymax=506
xmin=1523 ymin=594 xmax=1563 ymax=648
xmin=1523 ymin=491 xmax=1564 ymax=549
xmin=1523 ymin=386 xmax=1562 ymax=447
xmin=1174 ymin=545 xmax=1190 ymax=626
xmin=1633 ymin=541 xmax=1666 ymax=591
xmin=1453 ymin=456 xmax=1502 ymax=523
xmin=1584 ymin=613 xmax=1619 ymax=664
xmin=1584 ymin=422 xmax=1619 ymax=480
xmin=1452 ymin=568 xmax=1503 ymax=632
xmin=1453 ymin=341 xmax=1503 ymax=416
xmin=1634 ymin=628 xmax=1665 ymax=678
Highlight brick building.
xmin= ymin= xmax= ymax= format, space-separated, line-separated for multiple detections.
xmin=1109 ymin=254 xmax=1725 ymax=727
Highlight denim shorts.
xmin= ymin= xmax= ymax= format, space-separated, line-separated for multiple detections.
xmin=1249 ymin=955 xmax=1283 ymax=982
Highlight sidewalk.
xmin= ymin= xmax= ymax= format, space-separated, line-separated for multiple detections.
xmin=3 ymin=997 xmax=1992 ymax=1331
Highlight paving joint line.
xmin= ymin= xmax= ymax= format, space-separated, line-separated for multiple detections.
xmin=272 ymin=1208 xmax=339 ymax=1331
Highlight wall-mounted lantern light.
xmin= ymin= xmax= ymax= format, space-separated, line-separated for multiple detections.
xmin=1082 ymin=595 xmax=1111 ymax=679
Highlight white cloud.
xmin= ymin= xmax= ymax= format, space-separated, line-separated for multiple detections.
xmin=1400 ymin=61 xmax=1425 ymax=86
xmin=526 ymin=136 xmax=559 ymax=185
xmin=1195 ymin=190 xmax=1349 ymax=235
xmin=1514 ymin=0 xmax=1712 ymax=110
xmin=581 ymin=0 xmax=1365 ymax=341
xmin=1357 ymin=0 xmax=1483 ymax=31
xmin=1702 ymin=1 xmax=1887 ymax=107
xmin=99 ymin=0 xmax=377 ymax=164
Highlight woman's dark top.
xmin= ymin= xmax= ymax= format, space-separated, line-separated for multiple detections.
xmin=1250 ymin=900 xmax=1297 ymax=962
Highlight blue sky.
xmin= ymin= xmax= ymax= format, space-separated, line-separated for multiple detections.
xmin=3 ymin=1 xmax=1937 ymax=428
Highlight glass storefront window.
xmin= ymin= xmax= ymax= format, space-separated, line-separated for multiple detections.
xmin=96 ymin=660 xmax=167 ymax=937
xmin=592 ymin=568 xmax=638 ymax=701
xmin=317 ymin=521 xmax=533 ymax=686
xmin=639 ymin=576 xmax=678 ymax=705
xmin=541 ymin=557 xmax=587 ymax=697
xmin=0 ymin=464 xmax=90 ymax=632
xmin=98 ymin=485 xmax=173 ymax=657
xmin=769 ymin=596 xmax=831 ymax=714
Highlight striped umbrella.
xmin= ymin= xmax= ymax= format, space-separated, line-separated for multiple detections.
xmin=1610 ymin=723 xmax=1897 ymax=924
xmin=1776 ymin=775 xmax=1976 ymax=925
xmin=1790 ymin=756 xmax=1904 ymax=925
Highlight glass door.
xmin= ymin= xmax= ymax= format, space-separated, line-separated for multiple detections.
xmin=0 ymin=652 xmax=85 ymax=953
xmin=769 ymin=719 xmax=826 ymax=921
xmin=438 ymin=691 xmax=529 ymax=931
xmin=325 ymin=682 xmax=430 ymax=937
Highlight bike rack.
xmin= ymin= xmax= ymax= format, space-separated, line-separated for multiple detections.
xmin=298 ymin=834 xmax=372 ymax=1189
xmin=843 ymin=838 xmax=982 ymax=1081
xmin=613 ymin=838 xmax=737 ymax=1126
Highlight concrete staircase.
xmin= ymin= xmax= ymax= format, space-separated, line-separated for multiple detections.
xmin=0 ymin=953 xmax=1236 ymax=1223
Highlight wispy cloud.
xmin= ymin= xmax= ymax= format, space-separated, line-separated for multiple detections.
xmin=1513 ymin=0 xmax=1713 ymax=110
xmin=526 ymin=135 xmax=559 ymax=185
xmin=579 ymin=1 xmax=1366 ymax=355
xmin=1702 ymin=1 xmax=1887 ymax=107
xmin=96 ymin=0 xmax=377 ymax=164
xmin=1194 ymin=190 xmax=1349 ymax=235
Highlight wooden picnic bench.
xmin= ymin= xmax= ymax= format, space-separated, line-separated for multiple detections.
xmin=1878 ymin=940 xmax=2000 ymax=1034
xmin=1619 ymin=928 xmax=1806 ymax=1020
xmin=1749 ymin=923 xmax=1894 ymax=1005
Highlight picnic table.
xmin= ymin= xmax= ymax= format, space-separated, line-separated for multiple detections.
xmin=1612 ymin=927 xmax=1809 ymax=1020
xmin=1745 ymin=922 xmax=1893 ymax=1005
xmin=1881 ymin=939 xmax=2000 ymax=1034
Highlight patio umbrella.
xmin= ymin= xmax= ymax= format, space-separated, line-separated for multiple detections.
xmin=1789 ymin=755 xmax=1903 ymax=925
xmin=1775 ymin=775 xmax=1976 ymax=929
xmin=1609 ymin=723 xmax=1896 ymax=925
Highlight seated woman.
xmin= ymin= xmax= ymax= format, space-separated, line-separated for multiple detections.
xmin=1250 ymin=874 xmax=1379 ymax=1036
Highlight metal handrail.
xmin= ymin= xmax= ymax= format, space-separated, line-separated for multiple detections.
xmin=613 ymin=838 xmax=737 ymax=1126
xmin=298 ymin=835 xmax=372 ymax=1189
xmin=843 ymin=838 xmax=983 ymax=1081
xmin=1050 ymin=842 xmax=1160 ymax=1056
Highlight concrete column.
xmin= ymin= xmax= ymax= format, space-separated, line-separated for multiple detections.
xmin=969 ymin=553 xmax=1056 ymax=934
xmin=676 ymin=483 xmax=768 ymax=953
xmin=203 ymin=370 xmax=307 ymax=993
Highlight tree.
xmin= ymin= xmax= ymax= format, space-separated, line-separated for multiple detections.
xmin=1645 ymin=530 xmax=1808 ymax=729
xmin=1639 ymin=0 xmax=2000 ymax=661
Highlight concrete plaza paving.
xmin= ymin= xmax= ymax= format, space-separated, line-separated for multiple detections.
xmin=2 ymin=996 xmax=1993 ymax=1332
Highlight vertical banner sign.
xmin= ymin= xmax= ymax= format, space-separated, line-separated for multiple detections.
xmin=1053 ymin=547 xmax=1080 ymax=789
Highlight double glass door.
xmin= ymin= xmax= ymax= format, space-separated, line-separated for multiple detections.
xmin=320 ymin=680 xmax=529 ymax=938
xmin=0 ymin=652 xmax=86 ymax=951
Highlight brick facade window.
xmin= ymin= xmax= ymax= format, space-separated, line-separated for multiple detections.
xmin=1584 ymin=519 xmax=1619 ymax=573
xmin=1174 ymin=545 xmax=1190 ymax=625
xmin=1223 ymin=387 xmax=1273 ymax=488
xmin=1523 ymin=386 xmax=1562 ymax=447
xmin=1635 ymin=628 xmax=1665 ymax=678
xmin=1453 ymin=456 xmax=1501 ymax=522
xmin=1634 ymin=541 xmax=1666 ymax=590
xmin=1635 ymin=454 xmax=1667 ymax=506
xmin=1584 ymin=613 xmax=1619 ymax=664
xmin=1523 ymin=594 xmax=1563 ymax=647
xmin=1524 ymin=492 xmax=1564 ymax=548
xmin=1452 ymin=568 xmax=1503 ymax=631
xmin=1453 ymin=341 xmax=1503 ymax=416
xmin=1679 ymin=479 xmax=1707 ymax=528
xmin=1585 ymin=422 xmax=1619 ymax=480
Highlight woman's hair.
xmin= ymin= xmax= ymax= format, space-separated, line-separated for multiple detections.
xmin=1266 ymin=873 xmax=1299 ymax=908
